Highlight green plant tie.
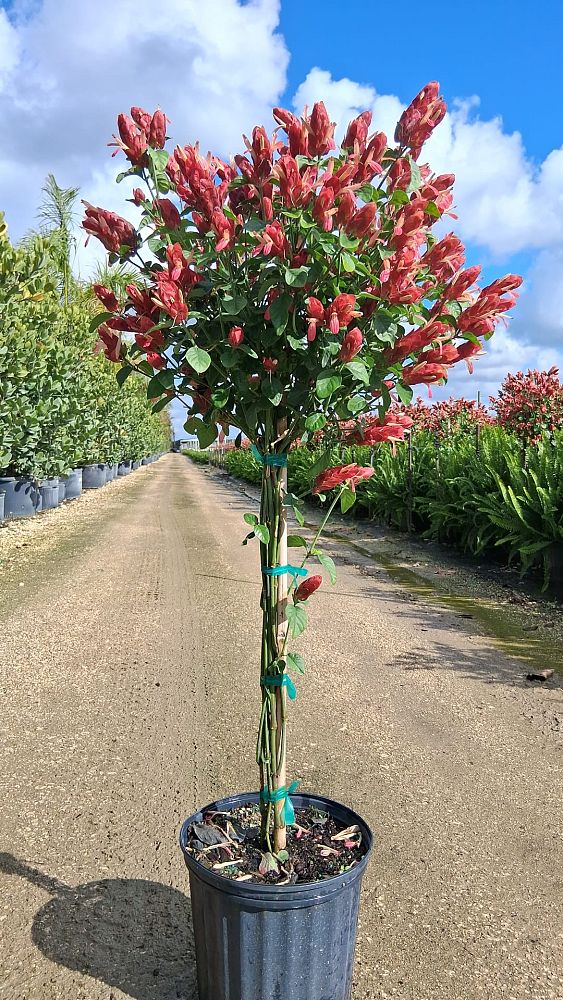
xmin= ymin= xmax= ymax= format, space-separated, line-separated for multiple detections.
xmin=260 ymin=780 xmax=300 ymax=825
xmin=261 ymin=564 xmax=307 ymax=578
xmin=260 ymin=674 xmax=297 ymax=700
xmin=250 ymin=445 xmax=288 ymax=467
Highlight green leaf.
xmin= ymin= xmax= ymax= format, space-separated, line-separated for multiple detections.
xmin=340 ymin=487 xmax=356 ymax=513
xmin=196 ymin=422 xmax=218 ymax=450
xmin=89 ymin=311 xmax=113 ymax=332
xmin=211 ymin=387 xmax=230 ymax=408
xmin=269 ymin=293 xmax=292 ymax=334
xmin=390 ymin=189 xmax=410 ymax=207
xmin=284 ymin=266 xmax=309 ymax=288
xmin=424 ymin=200 xmax=440 ymax=219
xmin=396 ymin=382 xmax=413 ymax=405
xmin=356 ymin=183 xmax=377 ymax=202
xmin=341 ymin=252 xmax=356 ymax=273
xmin=244 ymin=512 xmax=258 ymax=526
xmin=287 ymin=534 xmax=307 ymax=547
xmin=286 ymin=604 xmax=307 ymax=638
xmin=339 ymin=231 xmax=359 ymax=250
xmin=151 ymin=395 xmax=170 ymax=413
xmin=305 ymin=413 xmax=326 ymax=433
xmin=347 ymin=394 xmax=365 ymax=414
xmin=254 ymin=523 xmax=270 ymax=545
xmin=186 ymin=345 xmax=211 ymax=374
xmin=147 ymin=147 xmax=170 ymax=173
xmin=261 ymin=377 xmax=283 ymax=406
xmin=316 ymin=551 xmax=337 ymax=584
xmin=147 ymin=373 xmax=167 ymax=398
xmin=116 ymin=363 xmax=133 ymax=387
xmin=316 ymin=372 xmax=342 ymax=400
xmin=405 ymin=158 xmax=422 ymax=195
xmin=222 ymin=293 xmax=247 ymax=315
xmin=286 ymin=651 xmax=305 ymax=675
xmin=345 ymin=360 xmax=370 ymax=385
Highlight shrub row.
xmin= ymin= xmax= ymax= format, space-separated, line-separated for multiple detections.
xmin=0 ymin=220 xmax=170 ymax=479
xmin=186 ymin=426 xmax=563 ymax=588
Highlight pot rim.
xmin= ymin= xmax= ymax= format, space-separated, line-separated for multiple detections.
xmin=180 ymin=790 xmax=373 ymax=902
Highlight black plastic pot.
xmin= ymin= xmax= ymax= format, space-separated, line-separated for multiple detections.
xmin=0 ymin=476 xmax=40 ymax=518
xmin=0 ymin=491 xmax=4 ymax=523
xmin=39 ymin=483 xmax=59 ymax=511
xmin=82 ymin=464 xmax=106 ymax=489
xmin=57 ymin=480 xmax=66 ymax=503
xmin=118 ymin=460 xmax=131 ymax=476
xmin=132 ymin=460 xmax=140 ymax=471
xmin=180 ymin=792 xmax=373 ymax=1000
xmin=141 ymin=457 xmax=149 ymax=466
xmin=104 ymin=464 xmax=114 ymax=484
xmin=62 ymin=469 xmax=82 ymax=500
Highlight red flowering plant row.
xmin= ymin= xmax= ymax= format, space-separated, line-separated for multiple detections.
xmin=85 ymin=85 xmax=521 ymax=858
xmin=491 ymin=368 xmax=563 ymax=445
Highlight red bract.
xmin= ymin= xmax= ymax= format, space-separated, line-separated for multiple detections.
xmin=263 ymin=357 xmax=278 ymax=372
xmin=82 ymin=202 xmax=137 ymax=254
xmin=229 ymin=326 xmax=245 ymax=347
xmin=346 ymin=202 xmax=377 ymax=239
xmin=394 ymin=81 xmax=447 ymax=159
xmin=151 ymin=275 xmax=188 ymax=323
xmin=342 ymin=110 xmax=372 ymax=152
xmin=294 ymin=575 xmax=322 ymax=603
xmin=491 ymin=369 xmax=563 ymax=444
xmin=253 ymin=220 xmax=290 ymax=258
xmin=325 ymin=294 xmax=361 ymax=335
xmin=402 ymin=361 xmax=448 ymax=386
xmin=312 ymin=464 xmax=374 ymax=495
xmin=308 ymin=102 xmax=335 ymax=157
xmin=339 ymin=327 xmax=363 ymax=362
xmin=146 ymin=351 xmax=166 ymax=370
xmin=95 ymin=324 xmax=122 ymax=362
xmin=155 ymin=198 xmax=181 ymax=229
xmin=93 ymin=284 xmax=119 ymax=312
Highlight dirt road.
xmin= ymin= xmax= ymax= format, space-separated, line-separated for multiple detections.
xmin=0 ymin=454 xmax=561 ymax=1000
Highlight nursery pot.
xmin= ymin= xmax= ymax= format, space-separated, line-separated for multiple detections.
xmin=141 ymin=457 xmax=149 ymax=466
xmin=132 ymin=460 xmax=140 ymax=471
xmin=0 ymin=491 xmax=4 ymax=523
xmin=57 ymin=480 xmax=66 ymax=503
xmin=39 ymin=483 xmax=59 ymax=511
xmin=180 ymin=792 xmax=373 ymax=1000
xmin=0 ymin=476 xmax=40 ymax=518
xmin=82 ymin=464 xmax=106 ymax=489
xmin=104 ymin=464 xmax=114 ymax=484
xmin=118 ymin=460 xmax=131 ymax=476
xmin=62 ymin=469 xmax=82 ymax=500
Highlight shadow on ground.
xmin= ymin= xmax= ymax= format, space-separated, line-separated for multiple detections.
xmin=0 ymin=852 xmax=198 ymax=1000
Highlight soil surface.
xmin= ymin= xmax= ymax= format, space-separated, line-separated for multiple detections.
xmin=0 ymin=454 xmax=562 ymax=999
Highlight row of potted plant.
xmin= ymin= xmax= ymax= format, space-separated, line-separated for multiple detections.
xmin=0 ymin=453 xmax=166 ymax=523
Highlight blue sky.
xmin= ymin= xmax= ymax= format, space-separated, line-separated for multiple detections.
xmin=1 ymin=0 xmax=562 ymax=433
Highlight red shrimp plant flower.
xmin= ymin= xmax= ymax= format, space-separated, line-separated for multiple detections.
xmin=85 ymin=86 xmax=521 ymax=859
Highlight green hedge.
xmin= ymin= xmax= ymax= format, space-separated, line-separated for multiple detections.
xmin=0 ymin=221 xmax=170 ymax=477
xmin=185 ymin=428 xmax=563 ymax=588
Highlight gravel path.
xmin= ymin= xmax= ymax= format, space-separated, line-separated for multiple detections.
xmin=0 ymin=454 xmax=561 ymax=1000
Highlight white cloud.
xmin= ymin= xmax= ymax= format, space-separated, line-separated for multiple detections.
xmin=0 ymin=0 xmax=289 ymax=252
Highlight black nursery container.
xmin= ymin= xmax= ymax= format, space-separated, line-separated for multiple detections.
xmin=180 ymin=792 xmax=373 ymax=1000
xmin=0 ymin=491 xmax=4 ymax=523
xmin=62 ymin=468 xmax=82 ymax=499
xmin=82 ymin=464 xmax=106 ymax=489
xmin=0 ymin=476 xmax=40 ymax=518
xmin=118 ymin=460 xmax=131 ymax=476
